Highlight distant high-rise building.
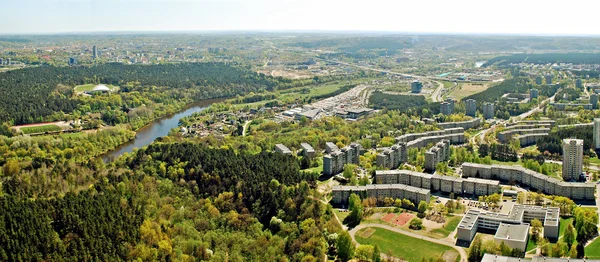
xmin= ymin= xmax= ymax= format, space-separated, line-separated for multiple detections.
xmin=465 ymin=99 xmax=477 ymax=117
xmin=92 ymin=45 xmax=98 ymax=59
xmin=562 ymin=139 xmax=583 ymax=181
xmin=594 ymin=118 xmax=600 ymax=150
xmin=6 ymin=58 xmax=10 ymax=65
xmin=411 ymin=81 xmax=423 ymax=93
xmin=591 ymin=94 xmax=599 ymax=109
xmin=0 ymin=58 xmax=3 ymax=65
xmin=535 ymin=76 xmax=543 ymax=85
xmin=545 ymin=74 xmax=553 ymax=85
xmin=440 ymin=102 xmax=452 ymax=115
xmin=576 ymin=79 xmax=583 ymax=89
xmin=68 ymin=57 xmax=77 ymax=66
xmin=483 ymin=102 xmax=494 ymax=119
xmin=529 ymin=89 xmax=538 ymax=100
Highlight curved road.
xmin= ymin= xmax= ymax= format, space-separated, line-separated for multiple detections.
xmin=349 ymin=223 xmax=467 ymax=262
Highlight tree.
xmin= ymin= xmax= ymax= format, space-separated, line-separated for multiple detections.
xmin=355 ymin=245 xmax=374 ymax=260
xmin=418 ymin=201 xmax=428 ymax=214
xmin=345 ymin=194 xmax=363 ymax=226
xmin=569 ymin=244 xmax=578 ymax=258
xmin=539 ymin=238 xmax=550 ymax=256
xmin=499 ymin=241 xmax=512 ymax=256
xmin=337 ymin=231 xmax=354 ymax=262
xmin=373 ymin=244 xmax=381 ymax=262
xmin=468 ymin=235 xmax=483 ymax=262
xmin=409 ymin=218 xmax=423 ymax=230
xmin=530 ymin=219 xmax=543 ymax=241
xmin=564 ymin=223 xmax=575 ymax=247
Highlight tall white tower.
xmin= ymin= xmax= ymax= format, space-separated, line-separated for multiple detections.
xmin=594 ymin=118 xmax=600 ymax=149
xmin=562 ymin=139 xmax=583 ymax=181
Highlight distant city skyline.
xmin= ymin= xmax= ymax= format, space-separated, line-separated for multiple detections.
xmin=1 ymin=0 xmax=600 ymax=36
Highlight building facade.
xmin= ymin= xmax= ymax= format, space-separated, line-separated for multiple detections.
xmin=457 ymin=204 xmax=559 ymax=245
xmin=465 ymin=99 xmax=477 ymax=117
xmin=562 ymin=139 xmax=583 ymax=181
xmin=331 ymin=184 xmax=430 ymax=207
xmin=483 ymin=103 xmax=495 ymax=119
xmin=462 ymin=163 xmax=595 ymax=200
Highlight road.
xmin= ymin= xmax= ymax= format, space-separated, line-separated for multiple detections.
xmin=242 ymin=120 xmax=251 ymax=137
xmin=348 ymin=223 xmax=467 ymax=262
xmin=470 ymin=92 xmax=557 ymax=146
xmin=431 ymin=80 xmax=444 ymax=102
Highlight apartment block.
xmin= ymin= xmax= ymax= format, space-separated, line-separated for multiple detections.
xmin=497 ymin=128 xmax=550 ymax=143
xmin=461 ymin=163 xmax=595 ymax=200
xmin=331 ymin=184 xmax=430 ymax=206
xmin=323 ymin=143 xmax=364 ymax=176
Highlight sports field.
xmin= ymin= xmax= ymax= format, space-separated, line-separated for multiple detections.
xmin=356 ymin=227 xmax=458 ymax=262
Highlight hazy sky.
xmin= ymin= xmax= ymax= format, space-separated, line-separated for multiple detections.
xmin=0 ymin=0 xmax=598 ymax=35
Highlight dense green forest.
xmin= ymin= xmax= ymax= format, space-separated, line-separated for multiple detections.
xmin=537 ymin=126 xmax=594 ymax=156
xmin=0 ymin=63 xmax=290 ymax=125
xmin=0 ymin=142 xmax=342 ymax=261
xmin=483 ymin=53 xmax=600 ymax=67
xmin=369 ymin=91 xmax=440 ymax=117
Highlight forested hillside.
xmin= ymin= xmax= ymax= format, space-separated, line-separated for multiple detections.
xmin=0 ymin=63 xmax=288 ymax=124
xmin=0 ymin=143 xmax=340 ymax=261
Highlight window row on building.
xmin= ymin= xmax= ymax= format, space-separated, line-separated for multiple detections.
xmin=424 ymin=140 xmax=450 ymax=172
xmin=374 ymin=170 xmax=501 ymax=197
xmin=461 ymin=163 xmax=596 ymax=200
xmin=323 ymin=143 xmax=363 ymax=176
xmin=330 ymin=184 xmax=430 ymax=207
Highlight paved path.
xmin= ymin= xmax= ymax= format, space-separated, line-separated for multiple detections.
xmin=242 ymin=120 xmax=251 ymax=137
xmin=348 ymin=223 xmax=467 ymax=262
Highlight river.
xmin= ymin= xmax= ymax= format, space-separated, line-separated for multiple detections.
xmin=101 ymin=98 xmax=222 ymax=162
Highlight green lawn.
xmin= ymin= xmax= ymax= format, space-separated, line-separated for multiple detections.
xmin=334 ymin=209 xmax=350 ymax=222
xmin=302 ymin=164 xmax=323 ymax=174
xmin=356 ymin=227 xmax=458 ymax=262
xmin=431 ymin=215 xmax=462 ymax=238
xmin=585 ymin=237 xmax=600 ymax=259
xmin=526 ymin=239 xmax=537 ymax=252
xmin=559 ymin=218 xmax=574 ymax=238
xmin=74 ymin=83 xmax=118 ymax=92
xmin=20 ymin=124 xmax=62 ymax=134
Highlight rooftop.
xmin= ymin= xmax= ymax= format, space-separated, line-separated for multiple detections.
xmin=494 ymin=223 xmax=529 ymax=242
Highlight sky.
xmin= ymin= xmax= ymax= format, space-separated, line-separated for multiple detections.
xmin=0 ymin=0 xmax=599 ymax=35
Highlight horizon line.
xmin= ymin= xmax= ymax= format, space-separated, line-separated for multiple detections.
xmin=2 ymin=29 xmax=600 ymax=38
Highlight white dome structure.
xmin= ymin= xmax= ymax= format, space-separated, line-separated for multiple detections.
xmin=92 ymin=84 xmax=110 ymax=92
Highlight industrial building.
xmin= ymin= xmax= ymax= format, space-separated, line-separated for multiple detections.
xmin=330 ymin=184 xmax=430 ymax=207
xmin=562 ymin=139 xmax=583 ymax=181
xmin=461 ymin=163 xmax=595 ymax=200
xmin=457 ymin=204 xmax=560 ymax=247
xmin=465 ymin=99 xmax=477 ymax=117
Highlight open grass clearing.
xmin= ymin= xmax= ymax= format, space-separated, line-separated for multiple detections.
xmin=448 ymin=82 xmax=491 ymax=100
xmin=431 ymin=215 xmax=462 ymax=238
xmin=356 ymin=227 xmax=459 ymax=262
xmin=20 ymin=124 xmax=62 ymax=134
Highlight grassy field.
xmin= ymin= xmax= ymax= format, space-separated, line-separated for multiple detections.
xmin=431 ymin=215 xmax=462 ymax=238
xmin=356 ymin=227 xmax=459 ymax=262
xmin=334 ymin=209 xmax=350 ymax=222
xmin=559 ymin=218 xmax=574 ymax=238
xmin=74 ymin=84 xmax=118 ymax=92
xmin=20 ymin=124 xmax=62 ymax=134
xmin=585 ymin=237 xmax=600 ymax=259
xmin=448 ymin=83 xmax=490 ymax=100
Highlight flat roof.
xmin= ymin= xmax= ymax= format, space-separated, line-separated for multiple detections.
xmin=494 ymin=223 xmax=529 ymax=242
